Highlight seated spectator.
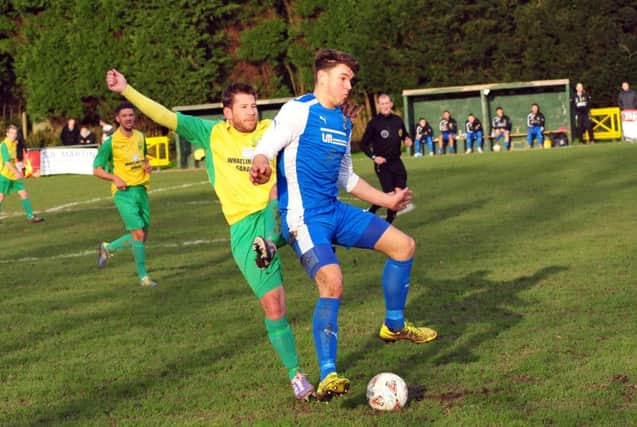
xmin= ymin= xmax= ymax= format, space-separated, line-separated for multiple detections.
xmin=527 ymin=103 xmax=545 ymax=148
xmin=438 ymin=110 xmax=457 ymax=155
xmin=414 ymin=117 xmax=434 ymax=157
xmin=60 ymin=118 xmax=80 ymax=146
xmin=465 ymin=113 xmax=484 ymax=154
xmin=618 ymin=82 xmax=637 ymax=111
xmin=79 ymin=125 xmax=96 ymax=145
xmin=491 ymin=107 xmax=512 ymax=150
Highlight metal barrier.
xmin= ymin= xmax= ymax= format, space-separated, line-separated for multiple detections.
xmin=146 ymin=136 xmax=170 ymax=167
xmin=586 ymin=107 xmax=622 ymax=141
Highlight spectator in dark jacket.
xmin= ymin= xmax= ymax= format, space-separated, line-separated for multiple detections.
xmin=79 ymin=126 xmax=97 ymax=145
xmin=60 ymin=118 xmax=80 ymax=146
xmin=572 ymin=82 xmax=594 ymax=144
xmin=618 ymin=82 xmax=637 ymax=110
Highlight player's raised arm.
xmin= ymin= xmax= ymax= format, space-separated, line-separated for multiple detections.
xmin=105 ymin=69 xmax=178 ymax=131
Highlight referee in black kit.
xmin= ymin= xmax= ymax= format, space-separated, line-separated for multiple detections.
xmin=360 ymin=93 xmax=413 ymax=224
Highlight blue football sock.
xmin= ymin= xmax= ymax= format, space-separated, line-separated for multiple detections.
xmin=312 ymin=297 xmax=340 ymax=380
xmin=382 ymin=258 xmax=413 ymax=332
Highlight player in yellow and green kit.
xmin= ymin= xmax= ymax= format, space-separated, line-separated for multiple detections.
xmin=105 ymin=69 xmax=315 ymax=401
xmin=93 ymin=101 xmax=157 ymax=288
xmin=0 ymin=124 xmax=44 ymax=223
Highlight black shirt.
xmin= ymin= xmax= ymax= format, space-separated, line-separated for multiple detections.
xmin=79 ymin=132 xmax=96 ymax=145
xmin=465 ymin=118 xmax=483 ymax=133
xmin=491 ymin=115 xmax=512 ymax=131
xmin=439 ymin=118 xmax=458 ymax=133
xmin=527 ymin=112 xmax=545 ymax=127
xmin=416 ymin=122 xmax=434 ymax=138
xmin=360 ymin=113 xmax=410 ymax=161
xmin=572 ymin=93 xmax=592 ymax=114
xmin=60 ymin=126 xmax=80 ymax=146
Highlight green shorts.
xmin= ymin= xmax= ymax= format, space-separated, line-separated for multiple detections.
xmin=0 ymin=176 xmax=25 ymax=195
xmin=230 ymin=209 xmax=283 ymax=299
xmin=113 ymin=186 xmax=150 ymax=231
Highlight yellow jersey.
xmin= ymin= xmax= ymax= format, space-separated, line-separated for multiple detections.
xmin=0 ymin=138 xmax=19 ymax=180
xmin=93 ymin=128 xmax=149 ymax=195
xmin=176 ymin=113 xmax=274 ymax=225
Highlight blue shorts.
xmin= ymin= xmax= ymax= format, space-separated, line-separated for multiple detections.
xmin=282 ymin=201 xmax=391 ymax=278
xmin=441 ymin=132 xmax=455 ymax=143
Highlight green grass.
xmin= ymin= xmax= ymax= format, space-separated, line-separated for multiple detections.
xmin=1 ymin=144 xmax=637 ymax=426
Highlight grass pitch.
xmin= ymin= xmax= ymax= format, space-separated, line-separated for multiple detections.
xmin=1 ymin=143 xmax=637 ymax=426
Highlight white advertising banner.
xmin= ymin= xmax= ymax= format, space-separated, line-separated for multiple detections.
xmin=621 ymin=109 xmax=637 ymax=141
xmin=39 ymin=147 xmax=98 ymax=176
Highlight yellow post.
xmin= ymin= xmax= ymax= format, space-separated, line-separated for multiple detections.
xmin=145 ymin=136 xmax=171 ymax=167
xmin=587 ymin=107 xmax=622 ymax=141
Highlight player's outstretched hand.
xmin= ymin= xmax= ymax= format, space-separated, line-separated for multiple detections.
xmin=106 ymin=69 xmax=127 ymax=93
xmin=250 ymin=154 xmax=272 ymax=185
xmin=387 ymin=187 xmax=412 ymax=211
xmin=404 ymin=137 xmax=413 ymax=147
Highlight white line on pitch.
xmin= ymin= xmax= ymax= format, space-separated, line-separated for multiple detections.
xmin=0 ymin=181 xmax=210 ymax=218
xmin=0 ymin=238 xmax=229 ymax=265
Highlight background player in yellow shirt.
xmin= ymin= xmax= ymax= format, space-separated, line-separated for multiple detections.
xmin=0 ymin=124 xmax=44 ymax=223
xmin=93 ymin=102 xmax=156 ymax=288
xmin=104 ymin=69 xmax=315 ymax=401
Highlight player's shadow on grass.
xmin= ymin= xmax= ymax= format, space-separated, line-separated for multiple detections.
xmin=341 ymin=265 xmax=567 ymax=408
xmin=5 ymin=274 xmax=265 ymax=426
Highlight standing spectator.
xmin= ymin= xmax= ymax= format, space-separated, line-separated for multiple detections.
xmin=527 ymin=103 xmax=545 ymax=148
xmin=437 ymin=110 xmax=457 ymax=154
xmin=79 ymin=125 xmax=97 ymax=145
xmin=491 ymin=107 xmax=512 ymax=151
xmin=618 ymin=82 xmax=637 ymax=110
xmin=360 ymin=93 xmax=412 ymax=224
xmin=414 ymin=117 xmax=434 ymax=157
xmin=572 ymin=82 xmax=595 ymax=144
xmin=465 ymin=113 xmax=484 ymax=154
xmin=60 ymin=118 xmax=80 ymax=146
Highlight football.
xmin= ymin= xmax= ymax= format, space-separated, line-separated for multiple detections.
xmin=493 ymin=143 xmax=502 ymax=152
xmin=366 ymin=372 xmax=408 ymax=411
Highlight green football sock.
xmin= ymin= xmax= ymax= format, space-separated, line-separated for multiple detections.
xmin=264 ymin=199 xmax=278 ymax=242
xmin=21 ymin=198 xmax=33 ymax=219
xmin=265 ymin=316 xmax=300 ymax=380
xmin=131 ymin=239 xmax=148 ymax=279
xmin=106 ymin=234 xmax=133 ymax=252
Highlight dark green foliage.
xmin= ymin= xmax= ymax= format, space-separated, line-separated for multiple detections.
xmin=1 ymin=0 xmax=637 ymax=122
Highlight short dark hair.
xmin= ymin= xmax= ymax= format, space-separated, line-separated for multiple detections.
xmin=6 ymin=124 xmax=18 ymax=131
xmin=496 ymin=106 xmax=504 ymax=111
xmin=314 ymin=48 xmax=359 ymax=75
xmin=531 ymin=103 xmax=539 ymax=109
xmin=418 ymin=117 xmax=425 ymax=121
xmin=468 ymin=113 xmax=475 ymax=118
xmin=222 ymin=83 xmax=257 ymax=108
xmin=115 ymin=101 xmax=136 ymax=115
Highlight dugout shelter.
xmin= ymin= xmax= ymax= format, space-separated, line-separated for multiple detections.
xmin=172 ymin=97 xmax=291 ymax=168
xmin=402 ymin=79 xmax=572 ymax=151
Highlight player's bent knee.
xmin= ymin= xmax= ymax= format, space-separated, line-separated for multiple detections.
xmin=375 ymin=227 xmax=416 ymax=260
xmin=260 ymin=287 xmax=287 ymax=319
xmin=315 ymin=264 xmax=343 ymax=298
